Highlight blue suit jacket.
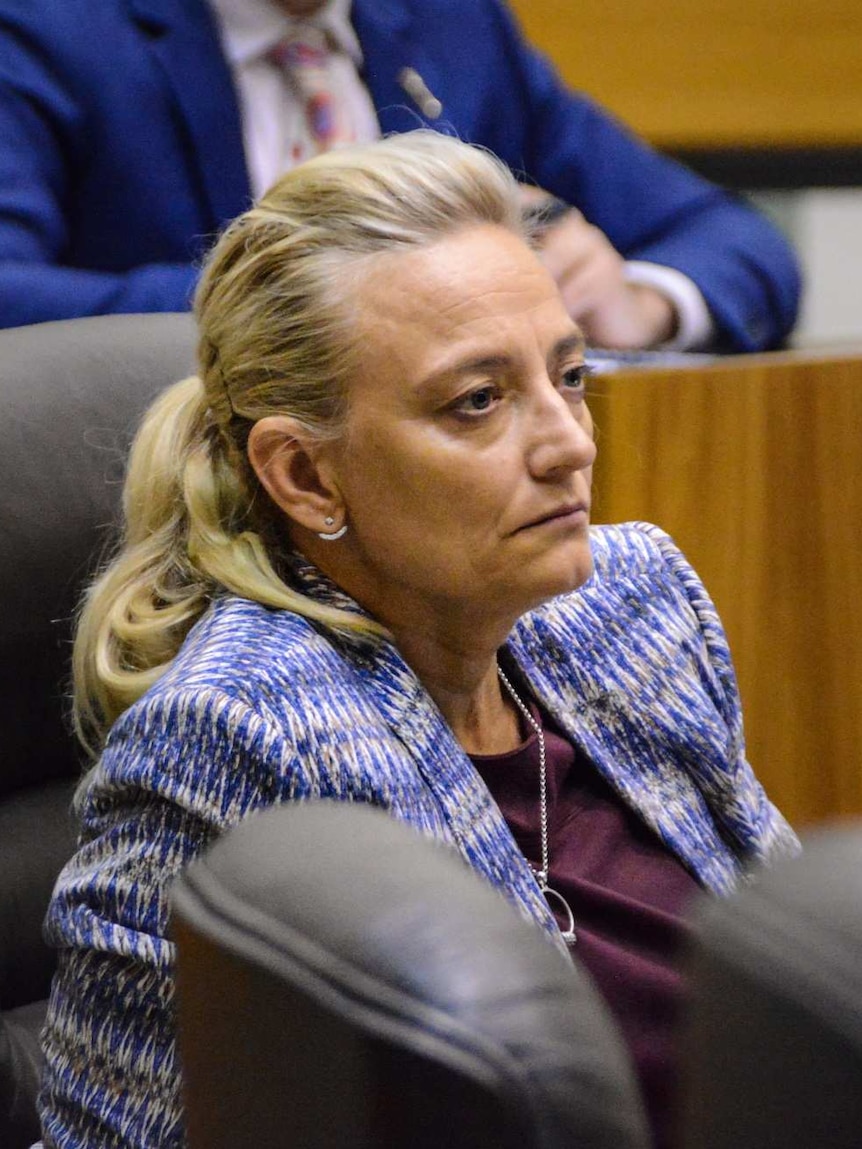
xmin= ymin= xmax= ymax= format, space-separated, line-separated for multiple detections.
xmin=0 ymin=0 xmax=800 ymax=348
xmin=39 ymin=523 xmax=797 ymax=1147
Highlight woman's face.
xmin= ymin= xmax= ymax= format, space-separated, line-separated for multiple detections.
xmin=319 ymin=223 xmax=596 ymax=632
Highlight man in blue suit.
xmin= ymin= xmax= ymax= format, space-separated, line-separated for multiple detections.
xmin=0 ymin=0 xmax=800 ymax=349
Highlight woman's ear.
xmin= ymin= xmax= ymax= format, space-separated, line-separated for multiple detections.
xmin=247 ymin=416 xmax=343 ymax=534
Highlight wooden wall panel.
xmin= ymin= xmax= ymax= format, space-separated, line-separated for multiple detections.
xmin=509 ymin=0 xmax=862 ymax=149
xmin=589 ymin=352 xmax=862 ymax=829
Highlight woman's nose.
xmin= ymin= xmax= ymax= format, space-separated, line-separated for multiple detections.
xmin=526 ymin=386 xmax=597 ymax=479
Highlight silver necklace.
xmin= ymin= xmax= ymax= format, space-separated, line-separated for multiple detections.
xmin=497 ymin=666 xmax=577 ymax=944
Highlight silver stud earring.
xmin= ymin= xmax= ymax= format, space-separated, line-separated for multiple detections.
xmin=318 ymin=515 xmax=348 ymax=541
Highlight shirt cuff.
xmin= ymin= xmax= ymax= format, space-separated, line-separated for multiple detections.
xmin=623 ymin=261 xmax=715 ymax=350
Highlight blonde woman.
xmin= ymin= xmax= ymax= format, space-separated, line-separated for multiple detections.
xmin=39 ymin=132 xmax=797 ymax=1149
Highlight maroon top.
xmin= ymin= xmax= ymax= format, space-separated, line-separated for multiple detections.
xmin=470 ymin=700 xmax=701 ymax=1149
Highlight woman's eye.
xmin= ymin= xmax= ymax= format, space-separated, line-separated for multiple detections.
xmin=452 ymin=385 xmax=501 ymax=415
xmin=561 ymin=364 xmax=592 ymax=392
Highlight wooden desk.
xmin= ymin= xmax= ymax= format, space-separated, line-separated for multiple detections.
xmin=589 ymin=350 xmax=862 ymax=829
xmin=509 ymin=0 xmax=862 ymax=152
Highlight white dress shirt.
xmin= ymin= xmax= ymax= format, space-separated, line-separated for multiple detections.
xmin=206 ymin=0 xmax=379 ymax=199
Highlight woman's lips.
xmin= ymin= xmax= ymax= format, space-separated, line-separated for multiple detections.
xmin=517 ymin=503 xmax=590 ymax=532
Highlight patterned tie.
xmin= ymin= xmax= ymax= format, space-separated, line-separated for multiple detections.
xmin=269 ymin=25 xmax=352 ymax=155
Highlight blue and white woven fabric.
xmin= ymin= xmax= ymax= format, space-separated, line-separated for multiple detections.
xmin=39 ymin=521 xmax=798 ymax=1148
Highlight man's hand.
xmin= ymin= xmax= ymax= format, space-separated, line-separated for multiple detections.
xmin=521 ymin=191 xmax=678 ymax=349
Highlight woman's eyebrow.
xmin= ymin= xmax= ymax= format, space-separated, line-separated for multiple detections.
xmin=416 ymin=354 xmax=512 ymax=396
xmin=550 ymin=332 xmax=586 ymax=366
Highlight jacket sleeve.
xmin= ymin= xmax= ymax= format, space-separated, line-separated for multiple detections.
xmin=0 ymin=10 xmax=199 ymax=328
xmin=457 ymin=0 xmax=802 ymax=352
xmin=38 ymin=688 xmax=303 ymax=1149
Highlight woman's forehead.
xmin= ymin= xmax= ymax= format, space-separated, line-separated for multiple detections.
xmin=352 ymin=225 xmax=568 ymax=342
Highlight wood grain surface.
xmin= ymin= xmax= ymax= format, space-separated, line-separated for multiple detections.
xmin=509 ymin=0 xmax=862 ymax=150
xmin=589 ymin=350 xmax=862 ymax=828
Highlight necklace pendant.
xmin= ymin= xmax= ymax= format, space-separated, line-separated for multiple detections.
xmin=497 ymin=667 xmax=576 ymax=946
xmin=541 ymin=883 xmax=577 ymax=945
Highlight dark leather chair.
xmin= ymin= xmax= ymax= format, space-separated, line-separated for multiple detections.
xmin=679 ymin=821 xmax=862 ymax=1149
xmin=0 ymin=313 xmax=197 ymax=1149
xmin=172 ymin=802 xmax=650 ymax=1149
xmin=174 ymin=802 xmax=862 ymax=1149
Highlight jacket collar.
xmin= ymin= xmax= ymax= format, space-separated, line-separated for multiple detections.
xmin=208 ymin=0 xmax=363 ymax=68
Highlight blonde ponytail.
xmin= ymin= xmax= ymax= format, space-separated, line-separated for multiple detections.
xmin=73 ymin=374 xmax=383 ymax=756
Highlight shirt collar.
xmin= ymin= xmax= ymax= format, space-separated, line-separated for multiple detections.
xmin=207 ymin=0 xmax=362 ymax=67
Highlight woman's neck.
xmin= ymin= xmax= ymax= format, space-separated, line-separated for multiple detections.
xmin=391 ymin=625 xmax=523 ymax=756
xmin=297 ymin=542 xmax=527 ymax=753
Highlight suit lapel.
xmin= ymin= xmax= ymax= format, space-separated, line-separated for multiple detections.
xmin=508 ymin=603 xmax=744 ymax=894
xmin=351 ymin=0 xmax=450 ymax=135
xmin=127 ymin=0 xmax=251 ymax=229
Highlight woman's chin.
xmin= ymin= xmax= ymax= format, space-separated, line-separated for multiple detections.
xmin=514 ymin=550 xmax=595 ymax=615
xmin=547 ymin=535 xmax=594 ymax=589
xmin=549 ymin=563 xmax=594 ymax=600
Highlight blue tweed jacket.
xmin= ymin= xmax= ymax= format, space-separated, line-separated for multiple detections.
xmin=39 ymin=522 xmax=798 ymax=1148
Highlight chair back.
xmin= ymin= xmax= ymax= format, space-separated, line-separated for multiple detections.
xmin=680 ymin=822 xmax=862 ymax=1149
xmin=0 ymin=313 xmax=196 ymax=1149
xmin=172 ymin=802 xmax=650 ymax=1149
